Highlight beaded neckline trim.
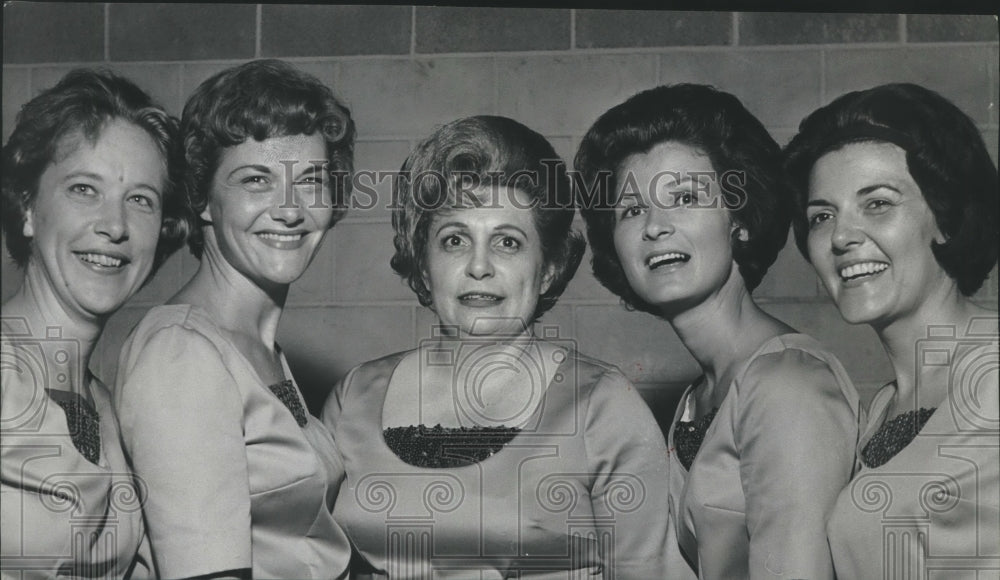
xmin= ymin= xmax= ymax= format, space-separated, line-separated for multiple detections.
xmin=384 ymin=424 xmax=522 ymax=468
xmin=48 ymin=390 xmax=101 ymax=465
xmin=673 ymin=407 xmax=718 ymax=471
xmin=268 ymin=379 xmax=308 ymax=427
xmin=861 ymin=407 xmax=936 ymax=468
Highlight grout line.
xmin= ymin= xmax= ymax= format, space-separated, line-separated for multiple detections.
xmin=899 ymin=14 xmax=907 ymax=44
xmin=570 ymin=9 xmax=576 ymax=50
xmin=819 ymin=49 xmax=827 ymax=104
xmin=255 ymin=4 xmax=263 ymax=58
xmin=731 ymin=12 xmax=739 ymax=47
xmin=3 ymin=40 xmax=998 ymax=70
xmin=104 ymin=3 xmax=111 ymax=62
xmin=410 ymin=6 xmax=417 ymax=56
xmin=493 ymin=58 xmax=500 ymax=114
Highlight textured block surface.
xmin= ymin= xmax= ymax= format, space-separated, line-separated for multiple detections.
xmin=576 ymin=10 xmax=732 ymax=48
xmin=262 ymin=5 xmax=411 ymax=57
xmin=110 ymin=3 xmax=255 ymax=61
xmin=738 ymin=12 xmax=898 ymax=45
xmin=3 ymin=3 xmax=104 ymax=64
xmin=416 ymin=7 xmax=569 ymax=53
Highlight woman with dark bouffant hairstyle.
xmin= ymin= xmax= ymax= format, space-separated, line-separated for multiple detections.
xmin=576 ymin=84 xmax=860 ymax=580
xmin=112 ymin=59 xmax=354 ymax=579
xmin=1 ymin=67 xmax=185 ymax=578
xmin=322 ymin=115 xmax=673 ymax=578
xmin=784 ymin=82 xmax=998 ymax=579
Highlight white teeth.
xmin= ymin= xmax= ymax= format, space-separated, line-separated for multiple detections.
xmin=462 ymin=294 xmax=499 ymax=300
xmin=258 ymin=232 xmax=303 ymax=241
xmin=839 ymin=262 xmax=889 ymax=281
xmin=648 ymin=252 xmax=689 ymax=268
xmin=78 ymin=253 xmax=123 ymax=268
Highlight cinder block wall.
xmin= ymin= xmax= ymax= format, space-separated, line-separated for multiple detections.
xmin=3 ymin=5 xmax=997 ymax=422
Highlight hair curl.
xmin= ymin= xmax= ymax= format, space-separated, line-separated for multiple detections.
xmin=181 ymin=59 xmax=355 ymax=258
xmin=784 ymin=83 xmax=998 ymax=296
xmin=574 ymin=84 xmax=792 ymax=316
xmin=391 ymin=115 xmax=585 ymax=322
xmin=1 ymin=67 xmax=187 ymax=272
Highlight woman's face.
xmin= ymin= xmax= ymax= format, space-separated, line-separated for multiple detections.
xmin=203 ymin=133 xmax=334 ymax=289
xmin=613 ymin=141 xmax=739 ymax=315
xmin=805 ymin=141 xmax=948 ymax=327
xmin=24 ymin=119 xmax=166 ymax=320
xmin=424 ymin=187 xmax=554 ymax=338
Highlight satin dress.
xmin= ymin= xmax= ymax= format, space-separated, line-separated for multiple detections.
xmin=113 ymin=305 xmax=351 ymax=579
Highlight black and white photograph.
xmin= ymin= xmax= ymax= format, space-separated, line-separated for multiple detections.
xmin=2 ymin=3 xmax=997 ymax=578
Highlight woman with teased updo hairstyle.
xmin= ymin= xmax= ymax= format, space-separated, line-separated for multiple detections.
xmin=2 ymin=67 xmax=185 ymax=578
xmin=784 ymin=82 xmax=998 ymax=579
xmin=576 ymin=84 xmax=860 ymax=580
xmin=323 ymin=115 xmax=674 ymax=578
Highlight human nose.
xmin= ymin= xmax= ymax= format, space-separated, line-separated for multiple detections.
xmin=269 ymin=183 xmax=306 ymax=226
xmin=642 ymin=207 xmax=674 ymax=241
xmin=830 ymin=213 xmax=864 ymax=253
xmin=465 ymin=244 xmax=494 ymax=280
xmin=94 ymin=200 xmax=129 ymax=243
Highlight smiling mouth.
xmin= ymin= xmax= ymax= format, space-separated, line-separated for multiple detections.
xmin=74 ymin=252 xmax=127 ymax=269
xmin=257 ymin=232 xmax=305 ymax=242
xmin=458 ymin=293 xmax=504 ymax=307
xmin=647 ymin=252 xmax=690 ymax=270
xmin=255 ymin=231 xmax=309 ymax=249
xmin=839 ymin=261 xmax=889 ymax=282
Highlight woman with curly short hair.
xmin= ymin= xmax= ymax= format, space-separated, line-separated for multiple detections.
xmin=1 ymin=67 xmax=186 ymax=578
xmin=323 ymin=115 xmax=673 ymax=578
xmin=112 ymin=59 xmax=355 ymax=579
xmin=576 ymin=84 xmax=860 ymax=579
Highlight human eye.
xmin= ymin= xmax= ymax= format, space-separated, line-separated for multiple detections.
xmin=807 ymin=210 xmax=834 ymax=229
xmin=865 ymin=198 xmax=893 ymax=213
xmin=68 ymin=183 xmax=97 ymax=197
xmin=295 ymin=174 xmax=327 ymax=187
xmin=127 ymin=192 xmax=159 ymax=212
xmin=241 ymin=174 xmax=272 ymax=192
xmin=495 ymin=235 xmax=522 ymax=253
xmin=618 ymin=203 xmax=645 ymax=220
xmin=672 ymin=191 xmax=695 ymax=206
xmin=440 ymin=233 xmax=467 ymax=250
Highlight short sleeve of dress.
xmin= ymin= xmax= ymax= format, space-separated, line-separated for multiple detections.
xmin=115 ymin=323 xmax=252 ymax=578
xmin=320 ymin=365 xmax=357 ymax=432
xmin=583 ymin=368 xmax=671 ymax=578
xmin=734 ymin=347 xmax=859 ymax=580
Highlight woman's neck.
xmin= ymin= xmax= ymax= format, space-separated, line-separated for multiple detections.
xmin=876 ymin=282 xmax=993 ymax=407
xmin=174 ymin=247 xmax=287 ymax=349
xmin=664 ymin=268 xmax=790 ymax=406
xmin=3 ymin=275 xmax=102 ymax=390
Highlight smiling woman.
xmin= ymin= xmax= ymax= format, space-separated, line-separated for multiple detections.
xmin=784 ymin=82 xmax=999 ymax=579
xmin=1 ymin=68 xmax=186 ymax=578
xmin=575 ymin=84 xmax=862 ymax=580
xmin=110 ymin=59 xmax=355 ymax=580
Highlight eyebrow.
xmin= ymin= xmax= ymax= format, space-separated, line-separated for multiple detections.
xmin=433 ymin=221 xmax=530 ymax=238
xmin=63 ymin=170 xmax=163 ymax=197
xmin=295 ymin=164 xmax=326 ymax=179
xmin=62 ymin=171 xmax=106 ymax=183
xmin=807 ymin=183 xmax=902 ymax=208
xmin=226 ymin=164 xmax=273 ymax=180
